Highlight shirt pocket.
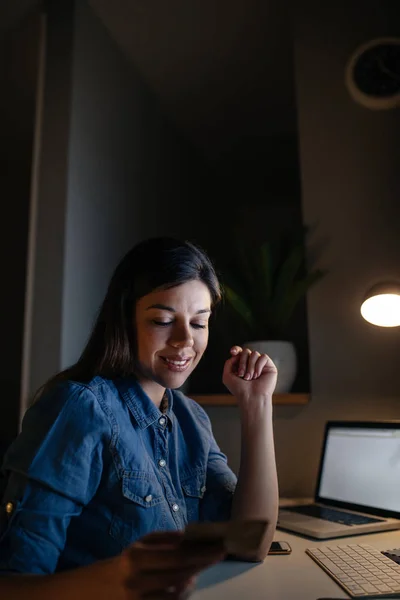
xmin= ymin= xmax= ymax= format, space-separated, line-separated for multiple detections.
xmin=181 ymin=472 xmax=207 ymax=523
xmin=109 ymin=471 xmax=166 ymax=548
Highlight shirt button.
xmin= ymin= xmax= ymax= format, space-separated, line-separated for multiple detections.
xmin=158 ymin=459 xmax=166 ymax=468
xmin=201 ymin=485 xmax=206 ymax=493
xmin=159 ymin=417 xmax=166 ymax=426
xmin=5 ymin=502 xmax=14 ymax=515
xmin=145 ymin=495 xmax=153 ymax=503
xmin=172 ymin=503 xmax=179 ymax=512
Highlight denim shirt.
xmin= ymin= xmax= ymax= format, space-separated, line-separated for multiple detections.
xmin=0 ymin=377 xmax=237 ymax=574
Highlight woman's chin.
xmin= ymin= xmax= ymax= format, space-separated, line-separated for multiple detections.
xmin=161 ymin=371 xmax=191 ymax=390
xmin=168 ymin=376 xmax=190 ymax=390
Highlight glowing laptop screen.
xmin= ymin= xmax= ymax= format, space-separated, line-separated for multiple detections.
xmin=318 ymin=425 xmax=400 ymax=513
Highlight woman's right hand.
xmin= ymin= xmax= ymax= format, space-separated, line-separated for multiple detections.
xmin=119 ymin=530 xmax=226 ymax=599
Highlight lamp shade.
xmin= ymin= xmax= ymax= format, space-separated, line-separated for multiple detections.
xmin=360 ymin=282 xmax=400 ymax=327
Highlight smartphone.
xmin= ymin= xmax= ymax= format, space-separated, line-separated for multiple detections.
xmin=268 ymin=541 xmax=292 ymax=555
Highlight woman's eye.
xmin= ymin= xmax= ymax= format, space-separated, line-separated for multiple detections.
xmin=151 ymin=320 xmax=207 ymax=329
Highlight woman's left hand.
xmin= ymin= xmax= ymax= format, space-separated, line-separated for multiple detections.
xmin=222 ymin=346 xmax=277 ymax=403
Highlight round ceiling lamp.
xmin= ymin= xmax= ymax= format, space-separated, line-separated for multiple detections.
xmin=360 ymin=282 xmax=400 ymax=327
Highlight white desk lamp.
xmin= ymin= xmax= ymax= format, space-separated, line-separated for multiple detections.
xmin=360 ymin=282 xmax=400 ymax=327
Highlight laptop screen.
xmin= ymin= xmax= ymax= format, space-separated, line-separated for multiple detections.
xmin=317 ymin=423 xmax=400 ymax=514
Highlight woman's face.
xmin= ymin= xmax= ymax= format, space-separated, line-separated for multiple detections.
xmin=134 ymin=280 xmax=212 ymax=397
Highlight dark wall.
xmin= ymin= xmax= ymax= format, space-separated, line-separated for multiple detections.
xmin=26 ymin=1 xmax=209 ymax=401
xmin=0 ymin=13 xmax=40 ymax=461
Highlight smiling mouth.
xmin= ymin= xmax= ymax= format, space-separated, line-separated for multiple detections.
xmin=160 ymin=357 xmax=193 ymax=371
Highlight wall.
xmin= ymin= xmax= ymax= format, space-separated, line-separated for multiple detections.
xmin=26 ymin=0 xmax=74 ymax=410
xmin=26 ymin=0 xmax=203 ymax=403
xmin=206 ymin=0 xmax=400 ymax=496
xmin=89 ymin=0 xmax=297 ymax=157
xmin=0 ymin=13 xmax=40 ymax=456
xmin=61 ymin=0 xmax=199 ymax=369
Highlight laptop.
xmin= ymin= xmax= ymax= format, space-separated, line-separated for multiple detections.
xmin=278 ymin=420 xmax=400 ymax=539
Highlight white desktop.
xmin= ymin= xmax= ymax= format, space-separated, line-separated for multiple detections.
xmin=193 ymin=528 xmax=400 ymax=600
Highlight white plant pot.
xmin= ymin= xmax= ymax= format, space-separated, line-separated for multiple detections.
xmin=243 ymin=340 xmax=297 ymax=393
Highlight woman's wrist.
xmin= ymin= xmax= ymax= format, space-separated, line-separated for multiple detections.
xmin=237 ymin=392 xmax=273 ymax=412
xmin=237 ymin=395 xmax=272 ymax=428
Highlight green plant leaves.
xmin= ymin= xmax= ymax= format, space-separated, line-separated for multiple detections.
xmin=224 ymin=284 xmax=255 ymax=331
xmin=222 ymin=232 xmax=326 ymax=339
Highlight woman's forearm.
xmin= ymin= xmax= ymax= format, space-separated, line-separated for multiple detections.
xmin=231 ymin=395 xmax=279 ymax=561
xmin=0 ymin=557 xmax=126 ymax=600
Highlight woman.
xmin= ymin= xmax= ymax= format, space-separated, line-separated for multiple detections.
xmin=0 ymin=237 xmax=278 ymax=589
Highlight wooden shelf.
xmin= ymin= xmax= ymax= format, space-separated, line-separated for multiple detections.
xmin=191 ymin=393 xmax=310 ymax=406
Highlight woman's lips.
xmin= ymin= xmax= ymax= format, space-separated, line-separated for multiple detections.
xmin=160 ymin=356 xmax=193 ymax=372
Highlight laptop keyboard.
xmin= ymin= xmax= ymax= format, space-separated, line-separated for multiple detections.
xmin=307 ymin=543 xmax=400 ymax=597
xmin=285 ymin=504 xmax=383 ymax=525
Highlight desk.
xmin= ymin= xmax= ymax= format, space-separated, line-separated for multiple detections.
xmin=193 ymin=529 xmax=400 ymax=600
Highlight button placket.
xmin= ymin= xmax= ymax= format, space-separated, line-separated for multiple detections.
xmin=154 ymin=420 xmax=183 ymax=527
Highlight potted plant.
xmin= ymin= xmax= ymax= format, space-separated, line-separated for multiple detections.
xmin=222 ymin=228 xmax=326 ymax=393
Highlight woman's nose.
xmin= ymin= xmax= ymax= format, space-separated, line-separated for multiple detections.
xmin=169 ymin=325 xmax=194 ymax=348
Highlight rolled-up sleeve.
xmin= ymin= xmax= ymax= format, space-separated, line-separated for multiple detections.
xmin=0 ymin=382 xmax=109 ymax=574
xmin=192 ymin=404 xmax=237 ymax=523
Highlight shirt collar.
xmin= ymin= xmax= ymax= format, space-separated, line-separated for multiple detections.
xmin=114 ymin=378 xmax=174 ymax=429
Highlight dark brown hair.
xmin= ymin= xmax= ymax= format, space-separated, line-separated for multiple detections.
xmin=35 ymin=237 xmax=221 ymax=398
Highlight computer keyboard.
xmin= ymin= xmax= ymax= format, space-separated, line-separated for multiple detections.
xmin=382 ymin=548 xmax=400 ymax=566
xmin=306 ymin=543 xmax=400 ymax=597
